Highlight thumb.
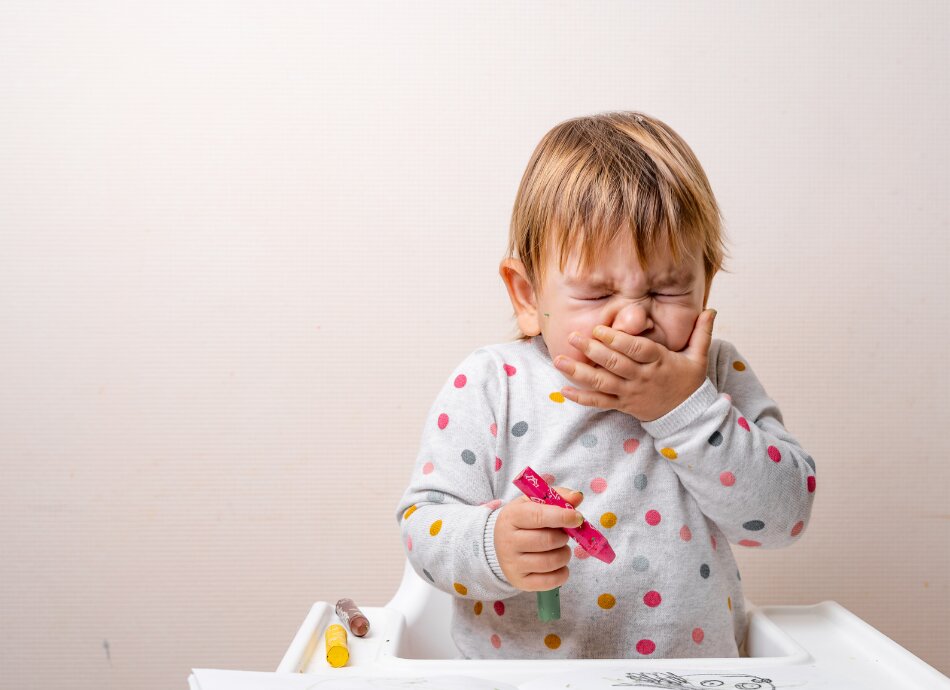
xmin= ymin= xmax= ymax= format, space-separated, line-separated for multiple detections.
xmin=686 ymin=308 xmax=716 ymax=359
xmin=553 ymin=486 xmax=584 ymax=508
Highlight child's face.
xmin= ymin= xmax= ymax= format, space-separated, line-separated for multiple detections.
xmin=501 ymin=233 xmax=712 ymax=368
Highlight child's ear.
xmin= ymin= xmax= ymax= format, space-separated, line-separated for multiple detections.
xmin=499 ymin=258 xmax=542 ymax=337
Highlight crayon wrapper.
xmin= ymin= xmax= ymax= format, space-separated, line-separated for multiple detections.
xmin=512 ymin=465 xmax=615 ymax=563
xmin=325 ymin=624 xmax=349 ymax=668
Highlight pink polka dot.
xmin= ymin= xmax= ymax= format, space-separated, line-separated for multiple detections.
xmin=494 ymin=456 xmax=503 ymax=471
xmin=643 ymin=590 xmax=662 ymax=607
xmin=767 ymin=446 xmax=781 ymax=462
xmin=791 ymin=520 xmax=805 ymax=537
xmin=493 ymin=601 xmax=505 ymax=616
xmin=679 ymin=525 xmax=692 ymax=541
xmin=720 ymin=471 xmax=736 ymax=487
xmin=692 ymin=627 xmax=704 ymax=644
xmin=503 ymin=364 xmax=517 ymax=376
xmin=489 ymin=423 xmax=497 ymax=437
xmin=739 ymin=539 xmax=761 ymax=547
xmin=407 ymin=535 xmax=412 ymax=551
xmin=738 ymin=417 xmax=750 ymax=431
xmin=437 ymin=413 xmax=449 ymax=430
xmin=590 ymin=477 xmax=608 ymax=493
xmin=623 ymin=438 xmax=640 ymax=453
xmin=574 ymin=545 xmax=590 ymax=559
xmin=645 ymin=510 xmax=661 ymax=526
xmin=807 ymin=476 xmax=816 ymax=493
xmin=490 ymin=634 xmax=501 ymax=649
xmin=636 ymin=639 xmax=656 ymax=655
xmin=481 ymin=499 xmax=502 ymax=510
xmin=454 ymin=374 xmax=467 ymax=388
xmin=542 ymin=473 xmax=556 ymax=485
xmin=710 ymin=535 xmax=717 ymax=550
xmin=722 ymin=393 xmax=732 ymax=403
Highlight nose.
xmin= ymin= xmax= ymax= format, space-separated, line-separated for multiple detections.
xmin=610 ymin=301 xmax=653 ymax=335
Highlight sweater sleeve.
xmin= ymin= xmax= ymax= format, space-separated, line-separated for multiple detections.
xmin=394 ymin=348 xmax=521 ymax=601
xmin=641 ymin=339 xmax=816 ymax=549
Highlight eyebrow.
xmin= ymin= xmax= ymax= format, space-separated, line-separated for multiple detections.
xmin=566 ymin=272 xmax=696 ymax=289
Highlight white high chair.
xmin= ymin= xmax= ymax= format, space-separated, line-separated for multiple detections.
xmin=270 ymin=560 xmax=950 ymax=688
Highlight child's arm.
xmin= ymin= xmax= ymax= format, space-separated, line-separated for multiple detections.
xmin=641 ymin=339 xmax=816 ymax=549
xmin=395 ymin=348 xmax=522 ymax=601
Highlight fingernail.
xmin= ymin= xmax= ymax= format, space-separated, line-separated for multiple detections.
xmin=574 ymin=512 xmax=585 ymax=527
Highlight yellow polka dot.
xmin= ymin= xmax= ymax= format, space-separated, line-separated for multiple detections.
xmin=454 ymin=582 xmax=468 ymax=596
xmin=403 ymin=505 xmax=417 ymax=520
xmin=733 ymin=361 xmax=746 ymax=372
xmin=549 ymin=392 xmax=565 ymax=403
xmin=429 ymin=520 xmax=442 ymax=536
xmin=728 ymin=596 xmax=732 ymax=611
xmin=473 ymin=601 xmax=483 ymax=615
xmin=600 ymin=512 xmax=617 ymax=528
xmin=544 ymin=634 xmax=561 ymax=649
xmin=598 ymin=593 xmax=616 ymax=609
xmin=661 ymin=447 xmax=678 ymax=460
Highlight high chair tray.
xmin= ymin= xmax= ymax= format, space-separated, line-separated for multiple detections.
xmin=189 ymin=564 xmax=949 ymax=689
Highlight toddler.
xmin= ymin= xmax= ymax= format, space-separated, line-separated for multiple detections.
xmin=395 ymin=111 xmax=816 ymax=659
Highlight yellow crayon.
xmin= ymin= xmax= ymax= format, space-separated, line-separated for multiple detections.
xmin=325 ymin=623 xmax=349 ymax=668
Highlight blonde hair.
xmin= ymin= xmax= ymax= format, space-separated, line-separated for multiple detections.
xmin=505 ymin=111 xmax=730 ymax=340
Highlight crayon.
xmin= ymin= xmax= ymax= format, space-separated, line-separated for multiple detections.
xmin=513 ymin=466 xmax=616 ymax=622
xmin=335 ymin=598 xmax=370 ymax=637
xmin=512 ymin=466 xmax=616 ymax=563
xmin=324 ymin=624 xmax=349 ymax=668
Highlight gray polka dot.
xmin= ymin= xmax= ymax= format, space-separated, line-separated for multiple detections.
xmin=700 ymin=563 xmax=710 ymax=579
xmin=427 ymin=491 xmax=445 ymax=503
xmin=634 ymin=473 xmax=648 ymax=490
xmin=804 ymin=455 xmax=816 ymax=472
xmin=461 ymin=449 xmax=476 ymax=465
xmin=743 ymin=520 xmax=765 ymax=531
xmin=708 ymin=431 xmax=723 ymax=446
xmin=631 ymin=555 xmax=650 ymax=572
xmin=423 ymin=569 xmax=435 ymax=582
xmin=581 ymin=433 xmax=598 ymax=448
xmin=511 ymin=421 xmax=528 ymax=437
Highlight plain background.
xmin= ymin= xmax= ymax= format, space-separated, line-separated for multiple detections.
xmin=1 ymin=1 xmax=948 ymax=687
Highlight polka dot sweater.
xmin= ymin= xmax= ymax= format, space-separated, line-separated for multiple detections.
xmin=395 ymin=336 xmax=816 ymax=659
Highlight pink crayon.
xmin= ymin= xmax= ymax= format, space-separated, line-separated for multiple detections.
xmin=512 ymin=466 xmax=616 ymax=564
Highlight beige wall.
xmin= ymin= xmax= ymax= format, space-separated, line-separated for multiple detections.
xmin=1 ymin=1 xmax=947 ymax=687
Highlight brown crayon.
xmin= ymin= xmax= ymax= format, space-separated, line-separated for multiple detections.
xmin=335 ymin=597 xmax=370 ymax=637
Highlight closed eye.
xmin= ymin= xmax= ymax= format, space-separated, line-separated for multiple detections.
xmin=577 ymin=292 xmax=686 ymax=301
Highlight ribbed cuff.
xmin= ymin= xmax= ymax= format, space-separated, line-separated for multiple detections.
xmin=642 ymin=378 xmax=719 ymax=439
xmin=483 ymin=508 xmax=510 ymax=584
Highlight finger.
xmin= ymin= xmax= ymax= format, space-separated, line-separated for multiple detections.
xmin=552 ymin=486 xmax=584 ymax=508
xmin=554 ymin=354 xmax=623 ymax=396
xmin=518 ymin=545 xmax=572 ymax=573
xmin=520 ymin=566 xmax=570 ymax=592
xmin=592 ymin=326 xmax=662 ymax=364
xmin=512 ymin=500 xmax=586 ymax=530
xmin=684 ymin=308 xmax=716 ymax=360
xmin=565 ymin=331 xmax=638 ymax=382
xmin=513 ymin=526 xmax=570 ymax=553
xmin=560 ymin=385 xmax=619 ymax=411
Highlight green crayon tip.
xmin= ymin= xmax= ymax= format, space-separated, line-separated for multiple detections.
xmin=537 ymin=587 xmax=561 ymax=621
